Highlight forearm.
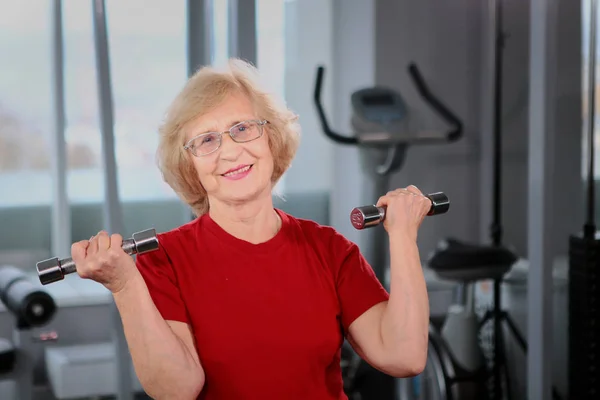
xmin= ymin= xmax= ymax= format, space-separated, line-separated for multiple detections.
xmin=112 ymin=274 xmax=204 ymax=399
xmin=380 ymin=233 xmax=430 ymax=367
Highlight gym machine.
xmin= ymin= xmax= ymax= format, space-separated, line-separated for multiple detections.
xmin=314 ymin=63 xmax=462 ymax=284
xmin=568 ymin=0 xmax=600 ymax=397
xmin=0 ymin=266 xmax=58 ymax=400
xmin=313 ymin=62 xmax=463 ymax=400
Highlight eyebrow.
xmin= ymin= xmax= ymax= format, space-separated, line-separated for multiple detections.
xmin=192 ymin=119 xmax=252 ymax=137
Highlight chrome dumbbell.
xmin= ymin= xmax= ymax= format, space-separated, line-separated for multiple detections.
xmin=36 ymin=228 xmax=159 ymax=285
xmin=350 ymin=192 xmax=450 ymax=230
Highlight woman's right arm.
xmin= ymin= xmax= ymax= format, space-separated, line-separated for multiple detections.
xmin=112 ymin=274 xmax=205 ymax=399
xmin=72 ymin=231 xmax=205 ymax=399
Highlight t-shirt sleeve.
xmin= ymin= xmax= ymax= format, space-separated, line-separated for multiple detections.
xmin=329 ymin=230 xmax=390 ymax=333
xmin=135 ymin=234 xmax=190 ymax=324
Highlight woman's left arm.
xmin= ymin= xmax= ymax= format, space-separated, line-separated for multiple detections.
xmin=346 ymin=185 xmax=431 ymax=377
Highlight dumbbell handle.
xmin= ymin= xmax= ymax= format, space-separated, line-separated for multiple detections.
xmin=36 ymin=228 xmax=159 ymax=285
xmin=350 ymin=192 xmax=449 ymax=230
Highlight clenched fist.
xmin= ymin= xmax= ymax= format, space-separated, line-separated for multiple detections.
xmin=376 ymin=185 xmax=432 ymax=241
xmin=71 ymin=231 xmax=139 ymax=293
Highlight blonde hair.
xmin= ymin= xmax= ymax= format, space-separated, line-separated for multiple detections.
xmin=156 ymin=59 xmax=301 ymax=216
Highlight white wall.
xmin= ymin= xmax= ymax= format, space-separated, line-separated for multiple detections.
xmin=282 ymin=0 xmax=335 ymax=194
xmin=329 ymin=0 xmax=377 ymax=259
xmin=375 ymin=0 xmax=484 ymax=257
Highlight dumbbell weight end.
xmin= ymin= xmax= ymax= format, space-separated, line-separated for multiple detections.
xmin=36 ymin=228 xmax=159 ymax=285
xmin=350 ymin=192 xmax=449 ymax=230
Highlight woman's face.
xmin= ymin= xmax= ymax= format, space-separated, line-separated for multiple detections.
xmin=183 ymin=92 xmax=275 ymax=206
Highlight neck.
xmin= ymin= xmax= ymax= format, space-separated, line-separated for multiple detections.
xmin=208 ymin=192 xmax=281 ymax=244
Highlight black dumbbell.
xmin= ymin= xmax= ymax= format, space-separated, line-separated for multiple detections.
xmin=36 ymin=228 xmax=159 ymax=285
xmin=350 ymin=192 xmax=449 ymax=230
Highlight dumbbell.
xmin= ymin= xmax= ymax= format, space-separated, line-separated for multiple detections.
xmin=36 ymin=228 xmax=159 ymax=285
xmin=350 ymin=192 xmax=449 ymax=230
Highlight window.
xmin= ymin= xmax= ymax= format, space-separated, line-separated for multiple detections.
xmin=0 ymin=0 xmax=53 ymax=208
xmin=257 ymin=0 xmax=287 ymax=194
xmin=257 ymin=0 xmax=286 ymax=101
xmin=64 ymin=0 xmax=186 ymax=203
xmin=0 ymin=1 xmax=186 ymax=208
xmin=212 ymin=0 xmax=229 ymax=66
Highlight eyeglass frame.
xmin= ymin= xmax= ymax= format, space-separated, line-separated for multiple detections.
xmin=183 ymin=119 xmax=269 ymax=157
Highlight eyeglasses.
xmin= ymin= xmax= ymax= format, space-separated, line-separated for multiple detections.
xmin=183 ymin=119 xmax=269 ymax=157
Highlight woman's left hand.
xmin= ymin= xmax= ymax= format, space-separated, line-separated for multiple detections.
xmin=376 ymin=185 xmax=432 ymax=241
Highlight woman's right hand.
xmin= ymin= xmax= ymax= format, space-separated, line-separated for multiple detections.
xmin=71 ymin=231 xmax=139 ymax=294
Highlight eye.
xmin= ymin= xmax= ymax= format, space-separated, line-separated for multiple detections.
xmin=235 ymin=122 xmax=250 ymax=132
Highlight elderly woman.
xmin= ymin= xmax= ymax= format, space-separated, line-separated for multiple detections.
xmin=71 ymin=59 xmax=431 ymax=399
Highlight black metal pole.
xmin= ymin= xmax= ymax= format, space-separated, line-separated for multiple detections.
xmin=585 ymin=0 xmax=598 ymax=240
xmin=491 ymin=1 xmax=505 ymax=399
xmin=491 ymin=1 xmax=504 ymax=248
xmin=568 ymin=2 xmax=600 ymax=398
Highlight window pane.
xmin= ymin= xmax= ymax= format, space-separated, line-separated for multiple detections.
xmin=257 ymin=0 xmax=286 ymax=193
xmin=105 ymin=0 xmax=186 ymax=201
xmin=63 ymin=0 xmax=103 ymax=203
xmin=257 ymin=0 xmax=285 ymax=100
xmin=212 ymin=0 xmax=229 ymax=66
xmin=0 ymin=1 xmax=52 ymax=207
xmin=62 ymin=0 xmax=186 ymax=203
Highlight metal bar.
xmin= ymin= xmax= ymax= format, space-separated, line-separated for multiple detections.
xmin=187 ymin=0 xmax=212 ymax=76
xmin=13 ymin=329 xmax=34 ymax=400
xmin=50 ymin=0 xmax=70 ymax=258
xmin=585 ymin=0 xmax=598 ymax=237
xmin=527 ymin=0 xmax=558 ymax=398
xmin=228 ymin=0 xmax=257 ymax=65
xmin=184 ymin=0 xmax=213 ymax=222
xmin=91 ymin=1 xmax=132 ymax=399
xmin=491 ymin=0 xmax=504 ymax=247
xmin=479 ymin=0 xmax=497 ymax=244
xmin=227 ymin=0 xmax=238 ymax=59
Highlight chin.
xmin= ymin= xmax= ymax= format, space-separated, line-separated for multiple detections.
xmin=222 ymin=185 xmax=271 ymax=204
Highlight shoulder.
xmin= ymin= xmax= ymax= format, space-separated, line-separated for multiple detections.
xmin=279 ymin=210 xmax=357 ymax=255
xmin=153 ymin=215 xmax=207 ymax=250
xmin=137 ymin=216 xmax=204 ymax=265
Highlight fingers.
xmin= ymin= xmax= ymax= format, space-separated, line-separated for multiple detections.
xmin=110 ymin=233 xmax=123 ymax=250
xmin=405 ymin=185 xmax=423 ymax=196
xmin=85 ymin=231 xmax=112 ymax=256
xmin=376 ymin=194 xmax=391 ymax=208
xmin=71 ymin=240 xmax=90 ymax=265
xmin=376 ymin=186 xmax=418 ymax=207
xmin=405 ymin=185 xmax=432 ymax=213
xmin=97 ymin=231 xmax=111 ymax=250
xmin=376 ymin=185 xmax=432 ymax=216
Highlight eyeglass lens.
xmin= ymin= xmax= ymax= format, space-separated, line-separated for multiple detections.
xmin=190 ymin=120 xmax=262 ymax=155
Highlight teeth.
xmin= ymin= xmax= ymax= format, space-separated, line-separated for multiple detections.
xmin=224 ymin=165 xmax=251 ymax=177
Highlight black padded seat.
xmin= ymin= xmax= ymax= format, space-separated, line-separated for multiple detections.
xmin=428 ymin=238 xmax=519 ymax=282
xmin=0 ymin=337 xmax=16 ymax=374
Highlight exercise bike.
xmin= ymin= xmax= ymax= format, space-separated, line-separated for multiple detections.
xmin=313 ymin=62 xmax=479 ymax=400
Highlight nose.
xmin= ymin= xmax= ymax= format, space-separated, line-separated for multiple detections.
xmin=219 ymin=133 xmax=243 ymax=160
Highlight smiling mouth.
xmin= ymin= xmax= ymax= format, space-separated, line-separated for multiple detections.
xmin=222 ymin=164 xmax=253 ymax=177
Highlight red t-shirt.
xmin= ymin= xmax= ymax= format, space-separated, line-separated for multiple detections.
xmin=136 ymin=209 xmax=389 ymax=400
